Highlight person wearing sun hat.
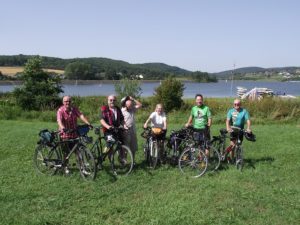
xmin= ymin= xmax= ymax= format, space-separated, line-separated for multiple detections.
xmin=121 ymin=96 xmax=142 ymax=164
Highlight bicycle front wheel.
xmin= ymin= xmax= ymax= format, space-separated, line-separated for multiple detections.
xmin=33 ymin=144 xmax=61 ymax=176
xmin=112 ymin=145 xmax=133 ymax=176
xmin=178 ymin=147 xmax=207 ymax=178
xmin=76 ymin=146 xmax=97 ymax=181
xmin=149 ymin=141 xmax=159 ymax=169
xmin=235 ymin=146 xmax=244 ymax=171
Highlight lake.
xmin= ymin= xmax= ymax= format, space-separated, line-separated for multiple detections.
xmin=1 ymin=80 xmax=299 ymax=98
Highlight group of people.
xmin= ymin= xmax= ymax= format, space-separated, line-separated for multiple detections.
xmin=56 ymin=94 xmax=252 ymax=171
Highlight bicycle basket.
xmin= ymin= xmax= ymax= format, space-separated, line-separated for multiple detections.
xmin=39 ymin=129 xmax=54 ymax=145
xmin=152 ymin=127 xmax=162 ymax=135
xmin=77 ymin=125 xmax=90 ymax=136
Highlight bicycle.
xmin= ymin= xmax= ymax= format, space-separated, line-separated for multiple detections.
xmin=33 ymin=125 xmax=97 ymax=180
xmin=178 ymin=128 xmax=209 ymax=178
xmin=89 ymin=126 xmax=133 ymax=176
xmin=221 ymin=126 xmax=256 ymax=171
xmin=210 ymin=128 xmax=228 ymax=157
xmin=166 ymin=127 xmax=194 ymax=165
xmin=141 ymin=127 xmax=167 ymax=169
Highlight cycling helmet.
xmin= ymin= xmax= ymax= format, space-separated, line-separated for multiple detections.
xmin=244 ymin=132 xmax=256 ymax=142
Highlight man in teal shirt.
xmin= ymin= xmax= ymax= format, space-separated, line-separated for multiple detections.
xmin=185 ymin=94 xmax=212 ymax=155
xmin=226 ymin=99 xmax=251 ymax=133
xmin=225 ymin=99 xmax=251 ymax=158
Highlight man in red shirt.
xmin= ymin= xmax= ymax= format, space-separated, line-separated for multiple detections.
xmin=57 ymin=95 xmax=92 ymax=174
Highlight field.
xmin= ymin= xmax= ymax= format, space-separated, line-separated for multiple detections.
xmin=0 ymin=120 xmax=299 ymax=225
xmin=0 ymin=66 xmax=64 ymax=76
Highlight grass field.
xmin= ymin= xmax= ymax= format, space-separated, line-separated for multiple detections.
xmin=0 ymin=120 xmax=299 ymax=225
xmin=0 ymin=66 xmax=64 ymax=76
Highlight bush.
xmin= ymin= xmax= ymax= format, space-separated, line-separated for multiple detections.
xmin=153 ymin=77 xmax=185 ymax=112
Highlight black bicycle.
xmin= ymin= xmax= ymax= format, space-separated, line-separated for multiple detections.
xmin=141 ymin=127 xmax=167 ymax=169
xmin=33 ymin=125 xmax=97 ymax=180
xmin=178 ymin=127 xmax=221 ymax=177
xmin=89 ymin=126 xmax=133 ymax=176
xmin=166 ymin=127 xmax=194 ymax=165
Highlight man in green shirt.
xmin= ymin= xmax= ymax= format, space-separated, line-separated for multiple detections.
xmin=185 ymin=94 xmax=212 ymax=155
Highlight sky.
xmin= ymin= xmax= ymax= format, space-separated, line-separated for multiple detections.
xmin=1 ymin=0 xmax=299 ymax=73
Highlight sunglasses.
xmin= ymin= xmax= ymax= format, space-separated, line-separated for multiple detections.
xmin=109 ymin=99 xmax=116 ymax=102
xmin=234 ymin=103 xmax=240 ymax=106
xmin=64 ymin=100 xmax=71 ymax=103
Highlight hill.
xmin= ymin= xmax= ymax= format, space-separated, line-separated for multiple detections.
xmin=0 ymin=55 xmax=191 ymax=80
xmin=213 ymin=66 xmax=300 ymax=80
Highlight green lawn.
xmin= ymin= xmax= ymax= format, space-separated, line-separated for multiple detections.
xmin=0 ymin=120 xmax=299 ymax=225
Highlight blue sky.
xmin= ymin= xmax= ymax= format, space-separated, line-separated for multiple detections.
xmin=1 ymin=0 xmax=299 ymax=72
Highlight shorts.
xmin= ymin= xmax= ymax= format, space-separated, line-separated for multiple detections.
xmin=230 ymin=130 xmax=244 ymax=142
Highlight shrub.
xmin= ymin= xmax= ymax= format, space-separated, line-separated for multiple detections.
xmin=153 ymin=77 xmax=185 ymax=112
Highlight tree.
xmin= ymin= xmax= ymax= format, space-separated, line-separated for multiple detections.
xmin=13 ymin=56 xmax=63 ymax=110
xmin=114 ymin=78 xmax=142 ymax=98
xmin=153 ymin=77 xmax=185 ymax=112
xmin=65 ymin=61 xmax=94 ymax=80
xmin=192 ymin=71 xmax=217 ymax=82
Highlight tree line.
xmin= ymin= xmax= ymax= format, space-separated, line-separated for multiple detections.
xmin=0 ymin=54 xmax=216 ymax=82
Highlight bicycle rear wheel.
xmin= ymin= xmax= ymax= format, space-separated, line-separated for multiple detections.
xmin=33 ymin=144 xmax=61 ymax=176
xmin=178 ymin=147 xmax=207 ymax=178
xmin=235 ymin=146 xmax=244 ymax=171
xmin=76 ymin=146 xmax=97 ymax=181
xmin=112 ymin=144 xmax=133 ymax=176
xmin=207 ymin=146 xmax=221 ymax=171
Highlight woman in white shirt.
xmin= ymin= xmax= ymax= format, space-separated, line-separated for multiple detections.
xmin=144 ymin=104 xmax=167 ymax=131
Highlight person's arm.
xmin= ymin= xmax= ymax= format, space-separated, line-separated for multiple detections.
xmin=185 ymin=115 xmax=192 ymax=127
xmin=130 ymin=96 xmax=142 ymax=109
xmin=226 ymin=118 xmax=232 ymax=132
xmin=79 ymin=114 xmax=92 ymax=127
xmin=163 ymin=118 xmax=167 ymax=130
xmin=144 ymin=117 xmax=151 ymax=128
xmin=207 ymin=118 xmax=212 ymax=128
xmin=100 ymin=118 xmax=112 ymax=130
xmin=246 ymin=119 xmax=251 ymax=132
xmin=57 ymin=109 xmax=65 ymax=130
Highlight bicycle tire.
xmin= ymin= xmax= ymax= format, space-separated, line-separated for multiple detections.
xmin=76 ymin=145 xmax=97 ymax=180
xmin=90 ymin=142 xmax=101 ymax=168
xmin=149 ymin=141 xmax=159 ymax=169
xmin=112 ymin=145 xmax=133 ymax=176
xmin=207 ymin=146 xmax=221 ymax=171
xmin=235 ymin=146 xmax=244 ymax=171
xmin=33 ymin=144 xmax=61 ymax=176
xmin=144 ymin=142 xmax=151 ymax=165
xmin=178 ymin=147 xmax=207 ymax=178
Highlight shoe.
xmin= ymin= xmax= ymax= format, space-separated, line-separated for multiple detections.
xmin=64 ymin=166 xmax=70 ymax=175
